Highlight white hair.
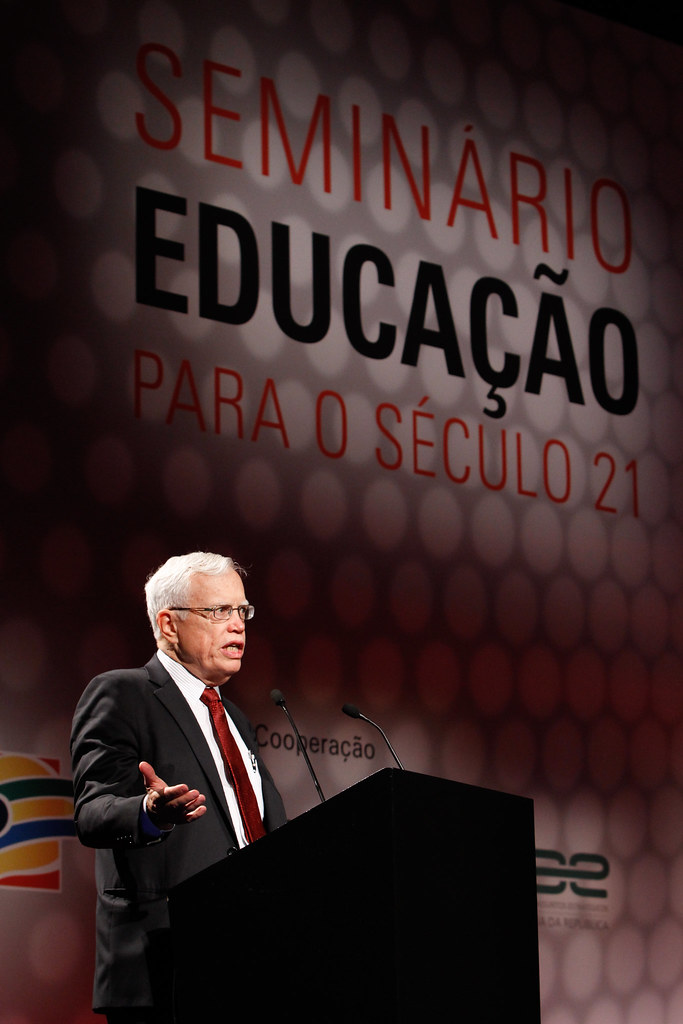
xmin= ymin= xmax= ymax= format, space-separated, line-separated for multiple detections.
xmin=144 ymin=551 xmax=245 ymax=639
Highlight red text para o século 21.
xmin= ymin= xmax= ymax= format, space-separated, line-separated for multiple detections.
xmin=133 ymin=349 xmax=640 ymax=518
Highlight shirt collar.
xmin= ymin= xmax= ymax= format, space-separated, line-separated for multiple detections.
xmin=156 ymin=649 xmax=210 ymax=699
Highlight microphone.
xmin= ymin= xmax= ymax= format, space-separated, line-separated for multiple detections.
xmin=270 ymin=689 xmax=325 ymax=802
xmin=341 ymin=703 xmax=405 ymax=770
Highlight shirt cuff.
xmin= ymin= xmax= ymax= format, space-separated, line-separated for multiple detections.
xmin=140 ymin=795 xmax=174 ymax=840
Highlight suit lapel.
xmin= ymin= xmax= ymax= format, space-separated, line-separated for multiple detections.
xmin=224 ymin=696 xmax=286 ymax=832
xmin=223 ymin=697 xmax=255 ymax=753
xmin=144 ymin=656 xmax=238 ymax=844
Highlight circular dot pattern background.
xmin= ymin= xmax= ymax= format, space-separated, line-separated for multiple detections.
xmin=1 ymin=0 xmax=682 ymax=1021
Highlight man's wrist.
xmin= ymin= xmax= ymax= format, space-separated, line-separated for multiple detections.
xmin=141 ymin=795 xmax=174 ymax=836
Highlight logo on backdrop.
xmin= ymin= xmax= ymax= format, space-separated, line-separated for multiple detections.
xmin=536 ymin=848 xmax=610 ymax=931
xmin=0 ymin=752 xmax=76 ymax=892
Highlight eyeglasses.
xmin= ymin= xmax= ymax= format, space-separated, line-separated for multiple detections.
xmin=169 ymin=604 xmax=255 ymax=622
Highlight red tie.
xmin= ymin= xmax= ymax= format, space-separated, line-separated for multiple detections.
xmin=200 ymin=687 xmax=266 ymax=844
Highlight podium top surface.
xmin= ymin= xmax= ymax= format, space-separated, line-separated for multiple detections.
xmin=170 ymin=766 xmax=536 ymax=905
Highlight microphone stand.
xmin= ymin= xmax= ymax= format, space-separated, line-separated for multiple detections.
xmin=341 ymin=703 xmax=405 ymax=770
xmin=271 ymin=689 xmax=326 ymax=802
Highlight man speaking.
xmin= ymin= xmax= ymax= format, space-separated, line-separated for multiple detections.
xmin=71 ymin=552 xmax=286 ymax=1023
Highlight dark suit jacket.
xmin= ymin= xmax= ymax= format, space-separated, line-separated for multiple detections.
xmin=70 ymin=654 xmax=287 ymax=1012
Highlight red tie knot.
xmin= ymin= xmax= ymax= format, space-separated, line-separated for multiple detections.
xmin=200 ymin=687 xmax=221 ymax=707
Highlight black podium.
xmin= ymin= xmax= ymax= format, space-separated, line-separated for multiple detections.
xmin=169 ymin=769 xmax=540 ymax=1022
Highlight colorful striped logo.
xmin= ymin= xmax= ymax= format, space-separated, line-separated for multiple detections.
xmin=0 ymin=752 xmax=76 ymax=891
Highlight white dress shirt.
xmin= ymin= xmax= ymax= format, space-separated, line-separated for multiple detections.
xmin=156 ymin=649 xmax=265 ymax=848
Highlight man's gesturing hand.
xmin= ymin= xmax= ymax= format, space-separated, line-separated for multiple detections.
xmin=139 ymin=761 xmax=207 ymax=829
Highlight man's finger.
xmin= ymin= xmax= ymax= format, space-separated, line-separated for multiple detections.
xmin=161 ymin=782 xmax=191 ymax=801
xmin=186 ymin=805 xmax=207 ymax=822
xmin=139 ymin=760 xmax=163 ymax=790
